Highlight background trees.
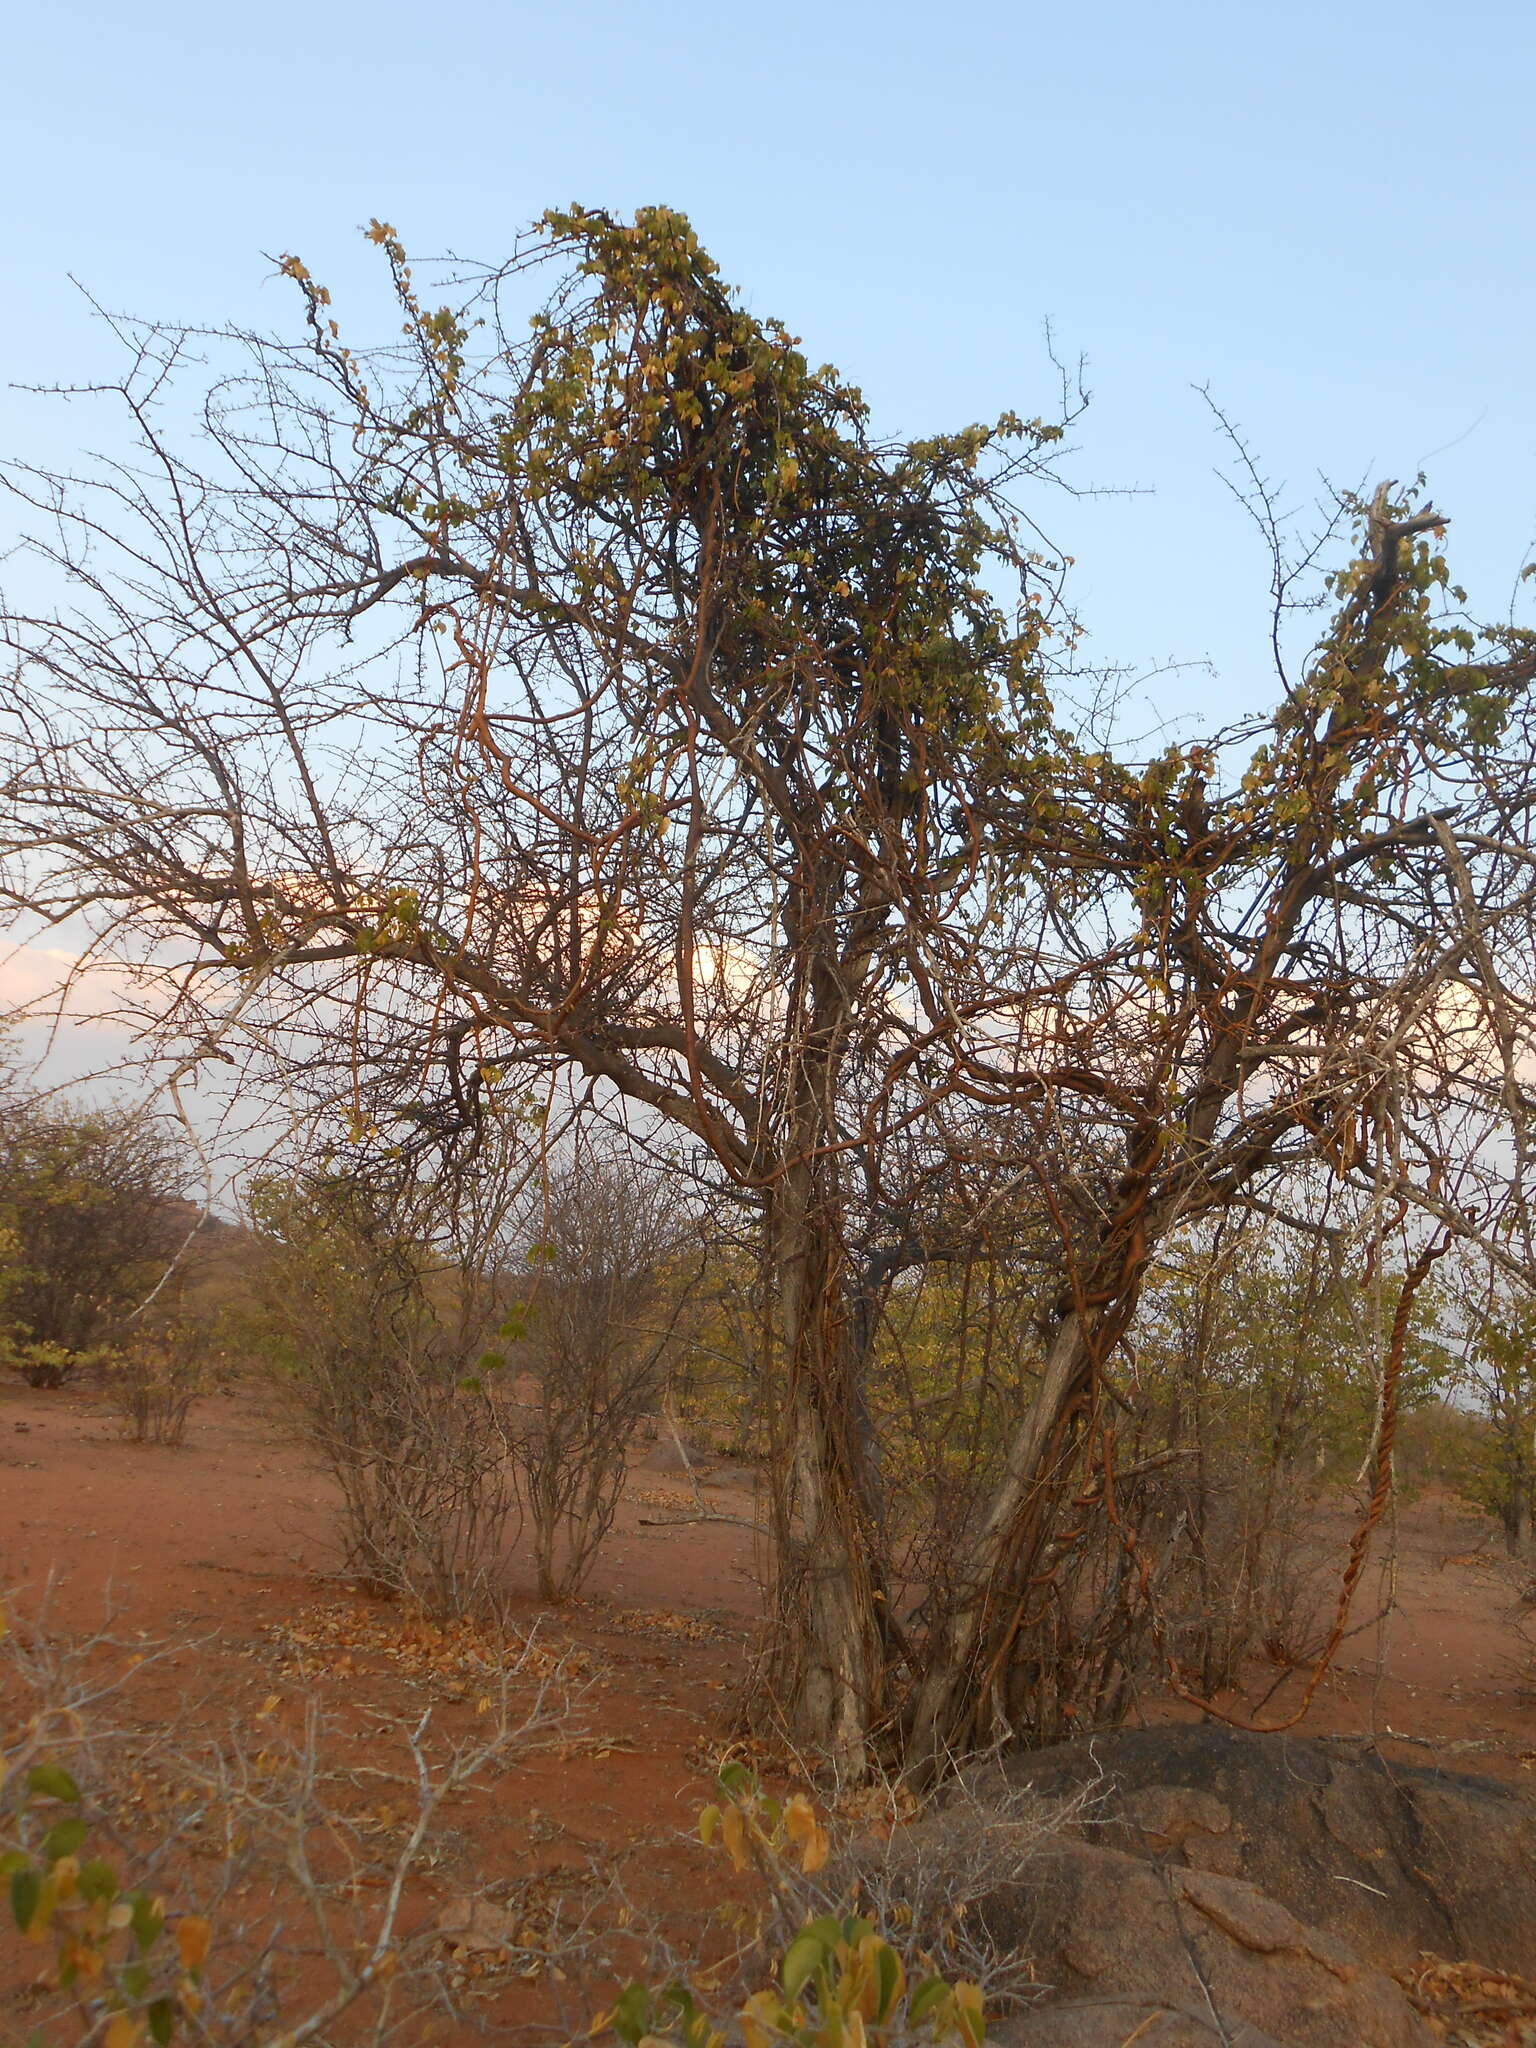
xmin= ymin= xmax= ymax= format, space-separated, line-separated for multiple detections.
xmin=1448 ymin=1268 xmax=1536 ymax=1549
xmin=247 ymin=1135 xmax=706 ymax=1612
xmin=0 ymin=1095 xmax=189 ymax=1385
xmin=4 ymin=208 xmax=1536 ymax=1771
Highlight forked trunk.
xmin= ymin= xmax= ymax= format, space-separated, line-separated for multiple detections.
xmin=902 ymin=1308 xmax=1097 ymax=1775
xmin=764 ymin=1177 xmax=887 ymax=1775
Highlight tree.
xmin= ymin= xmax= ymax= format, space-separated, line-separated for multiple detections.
xmin=0 ymin=1098 xmax=188 ymax=1384
xmin=5 ymin=209 xmax=1536 ymax=1770
xmin=1454 ymin=1269 xmax=1536 ymax=1549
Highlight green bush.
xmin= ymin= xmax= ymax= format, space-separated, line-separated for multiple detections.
xmin=592 ymin=1766 xmax=987 ymax=2048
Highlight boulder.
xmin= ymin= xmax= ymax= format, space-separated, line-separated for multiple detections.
xmin=984 ymin=1839 xmax=1432 ymax=2047
xmin=992 ymin=1724 xmax=1536 ymax=1977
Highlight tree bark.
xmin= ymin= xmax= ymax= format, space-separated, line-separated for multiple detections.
xmin=901 ymin=1305 xmax=1097 ymax=1772
xmin=764 ymin=1168 xmax=887 ymax=1775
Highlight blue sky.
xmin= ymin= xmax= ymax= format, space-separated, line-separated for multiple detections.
xmin=3 ymin=0 xmax=1532 ymax=1116
xmin=4 ymin=0 xmax=1534 ymax=724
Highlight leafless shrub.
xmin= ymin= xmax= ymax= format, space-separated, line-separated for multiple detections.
xmin=292 ymin=1339 xmax=521 ymax=1622
xmin=250 ymin=1170 xmax=522 ymax=1620
xmin=512 ymin=1153 xmax=698 ymax=1601
xmin=1154 ymin=1443 xmax=1331 ymax=1685
xmin=806 ymin=1772 xmax=1086 ymax=2012
xmin=0 ymin=1592 xmax=578 ymax=2047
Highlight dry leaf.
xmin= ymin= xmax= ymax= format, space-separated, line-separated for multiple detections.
xmin=175 ymin=1914 xmax=212 ymax=1971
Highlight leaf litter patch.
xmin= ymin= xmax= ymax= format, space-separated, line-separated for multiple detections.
xmin=1404 ymin=1954 xmax=1536 ymax=2045
xmin=265 ymin=1600 xmax=597 ymax=1699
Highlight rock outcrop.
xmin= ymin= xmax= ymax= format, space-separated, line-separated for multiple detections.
xmin=995 ymin=1724 xmax=1536 ymax=1977
xmin=985 ymin=1838 xmax=1433 ymax=2045
xmin=892 ymin=1725 xmax=1536 ymax=2045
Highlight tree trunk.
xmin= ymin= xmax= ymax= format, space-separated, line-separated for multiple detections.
xmin=763 ymin=1172 xmax=887 ymax=1775
xmin=1503 ymin=1417 xmax=1532 ymax=1552
xmin=902 ymin=1307 xmax=1096 ymax=1774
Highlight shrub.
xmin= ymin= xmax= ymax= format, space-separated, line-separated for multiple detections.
xmin=3 ymin=1755 xmax=210 ymax=2047
xmin=0 ymin=1101 xmax=189 ymax=1386
xmin=0 ymin=1338 xmax=112 ymax=1392
xmin=511 ymin=1153 xmax=696 ymax=1601
xmin=249 ymin=1170 xmax=521 ymax=1618
xmin=313 ymin=1343 xmax=521 ymax=1617
xmin=106 ymin=1322 xmax=207 ymax=1445
xmin=593 ymin=1766 xmax=988 ymax=2048
xmin=596 ymin=1917 xmax=984 ymax=2048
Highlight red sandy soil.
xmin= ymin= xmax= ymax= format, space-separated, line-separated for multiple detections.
xmin=1 ymin=1378 xmax=768 ymax=2041
xmin=4 ymin=1375 xmax=1536 ymax=2040
xmin=1197 ymin=1489 xmax=1536 ymax=1785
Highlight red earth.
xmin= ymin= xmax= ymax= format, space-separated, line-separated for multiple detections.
xmin=4 ymin=1374 xmax=1535 ymax=2041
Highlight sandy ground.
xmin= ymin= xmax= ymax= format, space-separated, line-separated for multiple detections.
xmin=4 ymin=1375 xmax=1536 ymax=2038
xmin=1 ymin=1379 xmax=767 ymax=2039
xmin=1185 ymin=1488 xmax=1536 ymax=1784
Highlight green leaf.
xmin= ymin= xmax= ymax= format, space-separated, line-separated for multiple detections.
xmin=908 ymin=1976 xmax=952 ymax=2025
xmin=130 ymin=1890 xmax=164 ymax=1953
xmin=781 ymin=1929 xmax=831 ymax=1997
xmin=10 ymin=1867 xmax=40 ymax=1933
xmin=147 ymin=1997 xmax=175 ymax=2046
xmin=76 ymin=1857 xmax=117 ymax=1903
xmin=605 ymin=1982 xmax=654 ymax=2044
xmin=798 ymin=1914 xmax=845 ymax=1952
xmin=873 ymin=1941 xmax=902 ymax=2019
xmin=42 ymin=1816 xmax=89 ymax=1863
xmin=26 ymin=1762 xmax=81 ymax=1804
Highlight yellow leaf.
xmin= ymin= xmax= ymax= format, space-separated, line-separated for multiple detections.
xmin=783 ymin=1793 xmax=829 ymax=1874
xmin=104 ymin=2018 xmax=143 ymax=2048
xmin=719 ymin=1806 xmax=750 ymax=1872
xmin=782 ymin=1792 xmax=816 ymax=1841
xmin=23 ymin=1874 xmax=59 ymax=1941
xmin=954 ymin=1980 xmax=986 ymax=2047
xmin=739 ymin=1991 xmax=779 ymax=2048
